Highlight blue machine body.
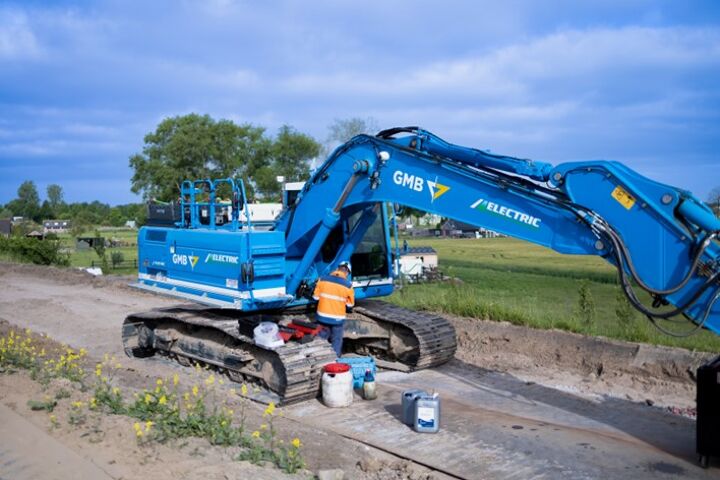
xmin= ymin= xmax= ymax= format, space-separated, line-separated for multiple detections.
xmin=136 ymin=127 xmax=720 ymax=336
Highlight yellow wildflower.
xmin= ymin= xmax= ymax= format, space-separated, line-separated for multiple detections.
xmin=136 ymin=429 xmax=143 ymax=438
xmin=173 ymin=373 xmax=179 ymax=386
xmin=72 ymin=401 xmax=84 ymax=408
xmin=90 ymin=397 xmax=97 ymax=408
xmin=205 ymin=374 xmax=215 ymax=386
xmin=192 ymin=385 xmax=199 ymax=397
xmin=112 ymin=387 xmax=120 ymax=396
xmin=260 ymin=423 xmax=267 ymax=430
xmin=145 ymin=420 xmax=153 ymax=431
xmin=183 ymin=392 xmax=190 ymax=401
xmin=144 ymin=393 xmax=153 ymax=404
xmin=251 ymin=430 xmax=260 ymax=438
xmin=156 ymin=378 xmax=163 ymax=386
xmin=241 ymin=384 xmax=248 ymax=396
xmin=263 ymin=402 xmax=275 ymax=417
xmin=291 ymin=438 xmax=301 ymax=449
xmin=158 ymin=395 xmax=167 ymax=405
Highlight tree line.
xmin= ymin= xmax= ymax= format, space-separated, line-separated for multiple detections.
xmin=1 ymin=115 xmax=378 ymax=230
xmin=0 ymin=181 xmax=146 ymax=229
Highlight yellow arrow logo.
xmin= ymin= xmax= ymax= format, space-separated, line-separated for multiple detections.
xmin=427 ymin=179 xmax=450 ymax=202
xmin=190 ymin=255 xmax=199 ymax=269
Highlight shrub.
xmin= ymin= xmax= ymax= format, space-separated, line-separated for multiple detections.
xmin=110 ymin=251 xmax=125 ymax=268
xmin=0 ymin=236 xmax=70 ymax=266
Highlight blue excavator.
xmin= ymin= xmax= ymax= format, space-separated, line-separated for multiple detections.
xmin=122 ymin=126 xmax=720 ymax=413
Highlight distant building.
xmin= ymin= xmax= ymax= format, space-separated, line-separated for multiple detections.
xmin=43 ymin=220 xmax=71 ymax=234
xmin=440 ymin=220 xmax=478 ymax=238
xmin=0 ymin=219 xmax=11 ymax=237
xmin=125 ymin=220 xmax=137 ymax=229
xmin=440 ymin=219 xmax=502 ymax=238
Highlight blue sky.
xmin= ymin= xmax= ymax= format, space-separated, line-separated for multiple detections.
xmin=1 ymin=0 xmax=719 ymax=205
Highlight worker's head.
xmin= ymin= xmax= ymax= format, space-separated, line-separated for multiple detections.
xmin=337 ymin=261 xmax=351 ymax=277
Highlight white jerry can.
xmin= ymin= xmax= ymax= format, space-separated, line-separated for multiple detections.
xmin=414 ymin=393 xmax=441 ymax=433
xmin=321 ymin=363 xmax=354 ymax=408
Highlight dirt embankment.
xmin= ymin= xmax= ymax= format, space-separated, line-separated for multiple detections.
xmin=451 ymin=314 xmax=712 ymax=410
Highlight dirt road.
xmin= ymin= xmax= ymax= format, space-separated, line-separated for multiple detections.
xmin=0 ymin=264 xmax=716 ymax=479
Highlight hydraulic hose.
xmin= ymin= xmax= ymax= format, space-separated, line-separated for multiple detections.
xmin=606 ymin=224 xmax=718 ymax=297
xmin=597 ymin=220 xmax=720 ymax=336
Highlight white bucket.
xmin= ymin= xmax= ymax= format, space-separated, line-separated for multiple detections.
xmin=322 ymin=368 xmax=353 ymax=408
xmin=253 ymin=322 xmax=283 ymax=350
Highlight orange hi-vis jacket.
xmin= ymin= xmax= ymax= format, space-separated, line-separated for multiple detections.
xmin=313 ymin=270 xmax=355 ymax=325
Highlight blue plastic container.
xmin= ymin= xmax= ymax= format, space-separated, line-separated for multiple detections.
xmin=337 ymin=356 xmax=376 ymax=389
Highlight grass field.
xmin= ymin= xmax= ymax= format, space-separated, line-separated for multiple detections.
xmin=60 ymin=228 xmax=139 ymax=275
xmin=388 ymin=237 xmax=720 ymax=352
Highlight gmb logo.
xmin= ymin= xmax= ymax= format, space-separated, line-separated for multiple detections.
xmin=392 ymin=170 xmax=450 ymax=203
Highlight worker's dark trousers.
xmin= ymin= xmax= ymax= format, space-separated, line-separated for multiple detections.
xmin=318 ymin=322 xmax=344 ymax=357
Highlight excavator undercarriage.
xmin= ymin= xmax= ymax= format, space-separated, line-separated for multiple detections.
xmin=122 ymin=300 xmax=457 ymax=404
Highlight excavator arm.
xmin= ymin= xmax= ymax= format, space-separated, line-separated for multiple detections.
xmin=278 ymin=127 xmax=720 ymax=336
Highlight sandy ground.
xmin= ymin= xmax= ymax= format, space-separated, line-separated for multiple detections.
xmin=0 ymin=263 xmax=715 ymax=479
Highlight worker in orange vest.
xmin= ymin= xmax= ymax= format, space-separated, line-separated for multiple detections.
xmin=313 ymin=261 xmax=354 ymax=357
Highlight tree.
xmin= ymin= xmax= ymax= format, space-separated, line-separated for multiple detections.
xmin=326 ymin=117 xmax=379 ymax=144
xmin=37 ymin=200 xmax=54 ymax=221
xmin=129 ymin=113 xmax=271 ymax=201
xmin=7 ymin=181 xmax=41 ymax=221
xmin=708 ymin=186 xmax=720 ymax=217
xmin=254 ymin=126 xmax=321 ymax=199
xmin=46 ymin=184 xmax=64 ymax=212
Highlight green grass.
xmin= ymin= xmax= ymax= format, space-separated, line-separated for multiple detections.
xmin=388 ymin=237 xmax=720 ymax=352
xmin=58 ymin=228 xmax=139 ymax=275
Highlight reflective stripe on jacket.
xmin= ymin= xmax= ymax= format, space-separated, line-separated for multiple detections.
xmin=313 ymin=271 xmax=354 ymax=325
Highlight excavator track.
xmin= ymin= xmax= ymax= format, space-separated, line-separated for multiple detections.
xmin=122 ymin=301 xmax=456 ymax=403
xmin=122 ymin=305 xmax=337 ymax=404
xmin=351 ymin=300 xmax=457 ymax=370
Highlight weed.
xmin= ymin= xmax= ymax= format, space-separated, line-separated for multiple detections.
xmin=576 ymin=280 xmax=596 ymax=329
xmin=55 ymin=388 xmax=72 ymax=400
xmin=27 ymin=397 xmax=57 ymax=412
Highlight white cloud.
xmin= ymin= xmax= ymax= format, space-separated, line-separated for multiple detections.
xmin=281 ymin=26 xmax=720 ymax=100
xmin=0 ymin=10 xmax=41 ymax=59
